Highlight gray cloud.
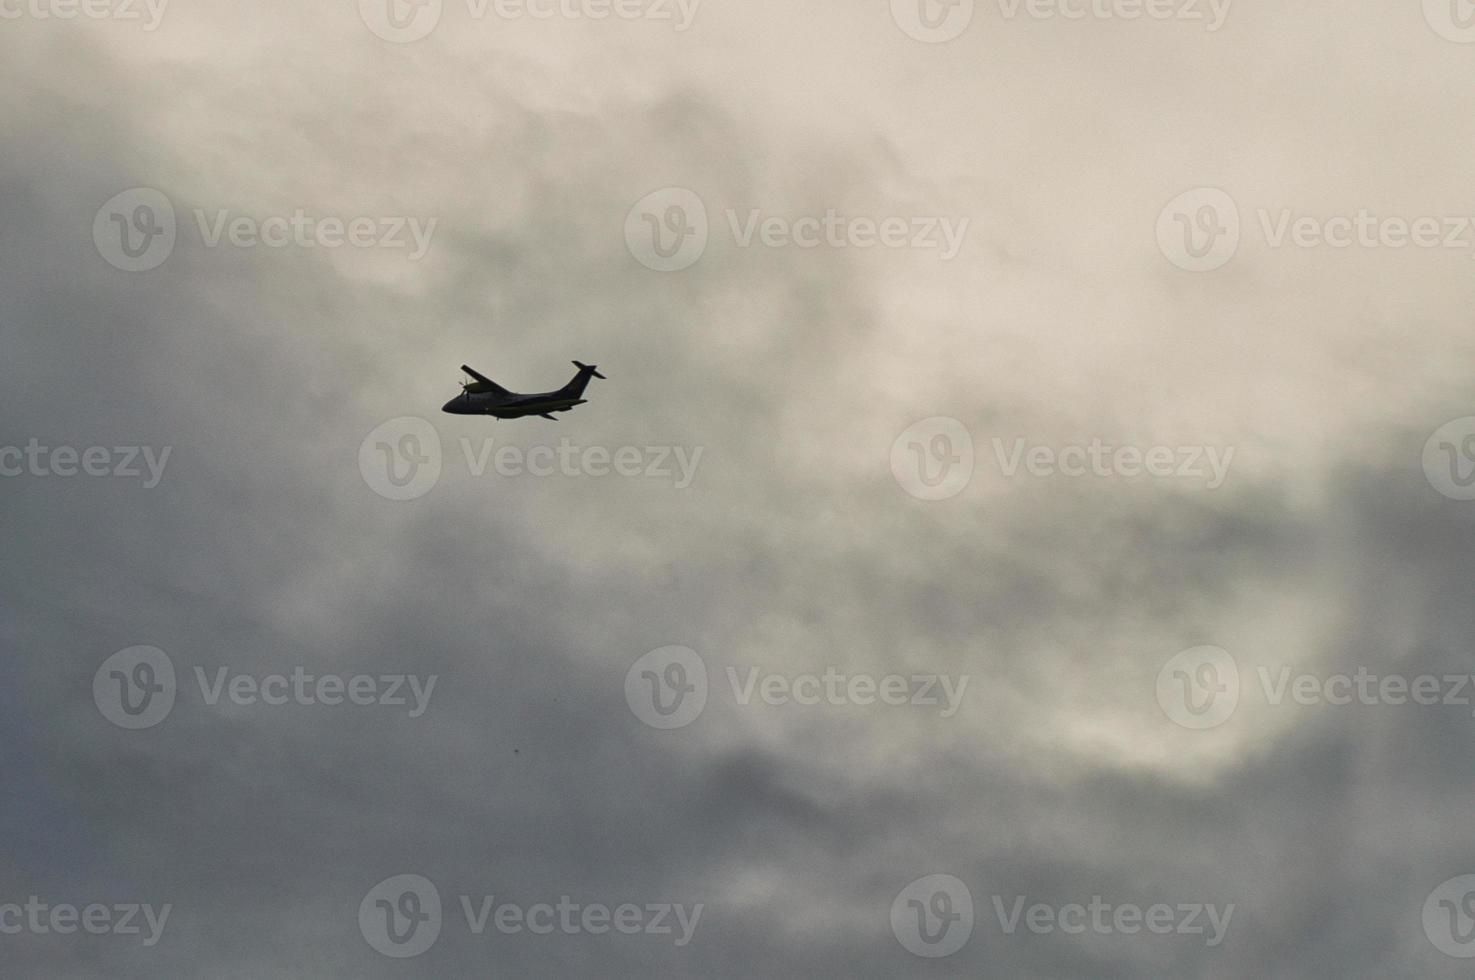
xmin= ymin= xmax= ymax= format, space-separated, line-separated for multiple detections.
xmin=4 ymin=6 xmax=1475 ymax=976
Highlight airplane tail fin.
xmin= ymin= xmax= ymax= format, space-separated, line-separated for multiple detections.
xmin=563 ymin=361 xmax=606 ymax=399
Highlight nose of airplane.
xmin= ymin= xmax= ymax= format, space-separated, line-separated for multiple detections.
xmin=441 ymin=397 xmax=465 ymax=415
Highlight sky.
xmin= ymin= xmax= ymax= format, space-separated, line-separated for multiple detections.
xmin=5 ymin=0 xmax=1475 ymax=976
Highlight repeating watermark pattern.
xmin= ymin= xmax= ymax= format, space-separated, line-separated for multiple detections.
xmin=891 ymin=417 xmax=975 ymax=501
xmin=1156 ymin=188 xmax=1240 ymax=272
xmin=891 ymin=0 xmax=1230 ymax=42
xmin=625 ymin=188 xmax=970 ymax=272
xmin=995 ymin=0 xmax=1231 ymax=29
xmin=0 ymin=898 xmax=171 ymax=946
xmin=725 ymin=209 xmax=969 ymax=261
xmin=1158 ymin=188 xmax=1475 ymax=271
xmin=891 ymin=875 xmax=974 ymax=958
xmin=993 ymin=438 xmax=1234 ymax=488
xmin=1158 ymin=645 xmax=1475 ymax=730
xmin=890 ymin=875 xmax=1232 ymax=958
xmin=891 ymin=0 xmax=975 ymax=42
xmin=990 ymin=895 xmax=1233 ymax=947
xmin=1425 ymin=0 xmax=1475 ymax=43
xmin=1423 ymin=417 xmax=1475 ymax=500
xmin=92 ymin=647 xmax=176 ymax=730
xmin=0 ymin=440 xmax=171 ymax=488
xmin=625 ymin=188 xmax=708 ymax=272
xmin=360 ymin=418 xmax=443 ymax=502
xmin=358 ymin=0 xmax=444 ymax=41
xmin=625 ymin=647 xmax=970 ymax=729
xmin=93 ymin=188 xmax=176 ymax=272
xmin=0 ymin=0 xmax=167 ymax=29
xmin=1156 ymin=646 xmax=1239 ymax=730
xmin=360 ymin=418 xmax=704 ymax=500
xmin=358 ymin=0 xmax=699 ymax=42
xmin=360 ymin=875 xmax=442 ymax=958
xmin=891 ymin=419 xmax=1235 ymax=500
xmin=358 ymin=875 xmax=703 ymax=958
xmin=93 ymin=188 xmax=437 ymax=272
xmin=1425 ymin=875 xmax=1475 ymax=957
xmin=625 ymin=646 xmax=708 ymax=729
xmin=93 ymin=648 xmax=438 ymax=730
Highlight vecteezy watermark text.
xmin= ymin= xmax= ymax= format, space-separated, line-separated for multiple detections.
xmin=624 ymin=646 xmax=969 ymax=729
xmin=889 ymin=418 xmax=1235 ymax=501
xmin=889 ymin=875 xmax=1233 ymax=959
xmin=358 ymin=875 xmax=702 ymax=958
xmin=0 ymin=898 xmax=171 ymax=946
xmin=1157 ymin=188 xmax=1475 ymax=272
xmin=624 ymin=188 xmax=969 ymax=272
xmin=360 ymin=418 xmax=703 ymax=501
xmin=0 ymin=440 xmax=170 ymax=488
xmin=93 ymin=647 xmax=438 ymax=730
xmin=1157 ymin=645 xmax=1475 ymax=730
xmin=93 ymin=188 xmax=437 ymax=272
xmin=358 ymin=0 xmax=699 ymax=43
xmin=889 ymin=0 xmax=1231 ymax=44
xmin=0 ymin=0 xmax=167 ymax=29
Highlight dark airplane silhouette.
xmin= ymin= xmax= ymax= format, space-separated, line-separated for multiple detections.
xmin=442 ymin=362 xmax=605 ymax=420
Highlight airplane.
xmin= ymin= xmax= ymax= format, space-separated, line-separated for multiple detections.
xmin=441 ymin=361 xmax=606 ymax=420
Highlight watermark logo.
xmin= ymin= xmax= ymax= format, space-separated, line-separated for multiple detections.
xmin=361 ymin=425 xmax=704 ymax=500
xmin=360 ymin=875 xmax=442 ymax=958
xmin=625 ymin=646 xmax=707 ymax=729
xmin=890 ymin=0 xmax=974 ymax=42
xmin=725 ymin=209 xmax=969 ymax=260
xmin=991 ymin=895 xmax=1233 ymax=946
xmin=891 ymin=417 xmax=974 ymax=501
xmin=360 ymin=0 xmax=698 ymax=39
xmin=95 ymin=189 xmax=437 ymax=270
xmin=0 ymin=898 xmax=171 ymax=946
xmin=727 ymin=667 xmax=969 ymax=716
xmin=0 ymin=440 xmax=171 ymax=487
xmin=625 ymin=187 xmax=708 ymax=272
xmin=360 ymin=417 xmax=443 ymax=501
xmin=1425 ymin=0 xmax=1475 ymax=43
xmin=193 ymin=210 xmax=436 ymax=259
xmin=626 ymin=190 xmax=969 ymax=271
xmin=457 ymin=437 xmax=703 ymax=488
xmin=1426 ymin=875 xmax=1475 ymax=957
xmin=1156 ymin=645 xmax=1239 ymax=729
xmin=891 ymin=874 xmax=974 ymax=958
xmin=995 ymin=0 xmax=1231 ymax=30
xmin=360 ymin=875 xmax=701 ymax=954
xmin=93 ymin=188 xmax=176 ymax=273
xmin=1423 ymin=418 xmax=1475 ymax=500
xmin=93 ymin=647 xmax=176 ymax=730
xmin=626 ymin=649 xmax=968 ymax=728
xmin=891 ymin=423 xmax=1234 ymax=498
xmin=1156 ymin=188 xmax=1239 ymax=272
xmin=1159 ymin=648 xmax=1475 ymax=729
xmin=1159 ymin=191 xmax=1475 ymax=270
xmin=359 ymin=0 xmax=443 ymax=41
xmin=94 ymin=649 xmax=438 ymax=728
xmin=0 ymin=0 xmax=169 ymax=29
xmin=992 ymin=438 xmax=1235 ymax=488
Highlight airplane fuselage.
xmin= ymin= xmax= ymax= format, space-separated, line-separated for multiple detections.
xmin=443 ymin=362 xmax=603 ymax=419
xmin=441 ymin=390 xmax=589 ymax=418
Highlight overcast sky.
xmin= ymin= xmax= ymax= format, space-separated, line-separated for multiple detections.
xmin=5 ymin=1 xmax=1475 ymax=976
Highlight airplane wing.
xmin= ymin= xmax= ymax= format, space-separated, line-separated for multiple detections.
xmin=461 ymin=365 xmax=512 ymax=396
